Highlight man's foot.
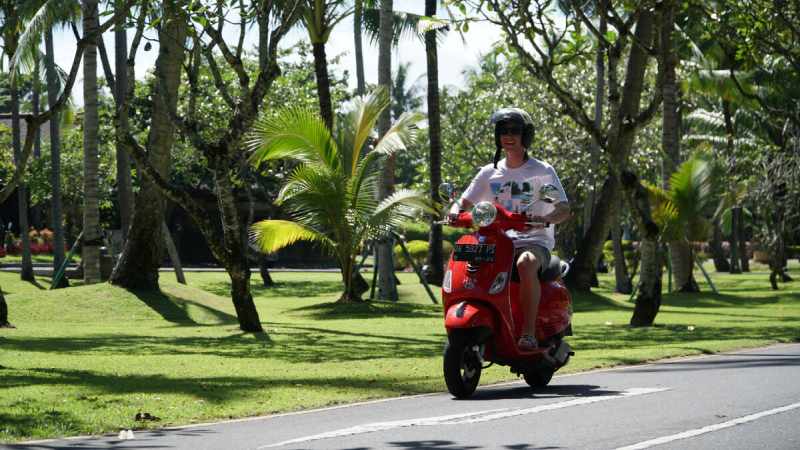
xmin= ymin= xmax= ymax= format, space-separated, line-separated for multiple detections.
xmin=517 ymin=334 xmax=539 ymax=352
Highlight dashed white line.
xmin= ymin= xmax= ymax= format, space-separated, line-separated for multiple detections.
xmin=259 ymin=387 xmax=668 ymax=449
xmin=616 ymin=401 xmax=800 ymax=450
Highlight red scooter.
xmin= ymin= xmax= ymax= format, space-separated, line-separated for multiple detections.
xmin=441 ymin=187 xmax=573 ymax=398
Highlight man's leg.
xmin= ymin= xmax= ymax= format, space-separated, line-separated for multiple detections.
xmin=517 ymin=250 xmax=541 ymax=350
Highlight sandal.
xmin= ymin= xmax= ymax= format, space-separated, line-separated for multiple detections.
xmin=517 ymin=334 xmax=539 ymax=351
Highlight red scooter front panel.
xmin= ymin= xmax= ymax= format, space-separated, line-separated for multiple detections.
xmin=443 ymin=232 xmax=517 ymax=348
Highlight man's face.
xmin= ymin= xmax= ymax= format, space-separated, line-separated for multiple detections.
xmin=498 ymin=122 xmax=524 ymax=153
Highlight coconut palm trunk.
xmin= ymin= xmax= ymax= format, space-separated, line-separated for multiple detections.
xmin=31 ymin=54 xmax=42 ymax=229
xmin=45 ymin=28 xmax=68 ymax=286
xmin=10 ymin=67 xmax=35 ymax=282
xmin=115 ymin=0 xmax=132 ymax=240
xmin=82 ymin=0 xmax=102 ymax=284
xmin=311 ymin=41 xmax=334 ymax=130
xmin=423 ymin=0 xmax=443 ymax=285
xmin=376 ymin=0 xmax=397 ymax=301
xmin=353 ymin=0 xmax=365 ymax=96
xmin=110 ymin=1 xmax=186 ymax=289
xmin=722 ymin=99 xmax=741 ymax=274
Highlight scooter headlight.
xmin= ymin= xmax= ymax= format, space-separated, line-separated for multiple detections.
xmin=472 ymin=201 xmax=497 ymax=227
xmin=488 ymin=271 xmax=508 ymax=294
xmin=443 ymin=269 xmax=452 ymax=293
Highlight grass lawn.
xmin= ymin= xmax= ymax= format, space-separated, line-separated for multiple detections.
xmin=1 ymin=262 xmax=799 ymax=443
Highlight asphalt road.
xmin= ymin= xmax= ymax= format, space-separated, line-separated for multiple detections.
xmin=6 ymin=343 xmax=800 ymax=450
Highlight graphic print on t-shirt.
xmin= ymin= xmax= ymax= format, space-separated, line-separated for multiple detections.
xmin=490 ymin=180 xmax=534 ymax=213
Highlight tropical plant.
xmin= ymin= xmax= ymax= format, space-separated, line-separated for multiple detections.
xmin=646 ymin=156 xmax=717 ymax=291
xmin=248 ymin=88 xmax=431 ymax=302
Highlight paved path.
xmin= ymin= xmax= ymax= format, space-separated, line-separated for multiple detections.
xmin=5 ymin=344 xmax=800 ymax=450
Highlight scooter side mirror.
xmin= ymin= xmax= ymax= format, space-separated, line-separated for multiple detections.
xmin=439 ymin=182 xmax=455 ymax=201
xmin=538 ymin=184 xmax=560 ymax=204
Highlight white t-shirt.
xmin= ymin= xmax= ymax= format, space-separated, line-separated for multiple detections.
xmin=460 ymin=157 xmax=568 ymax=250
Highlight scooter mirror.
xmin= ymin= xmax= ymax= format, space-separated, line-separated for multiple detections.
xmin=439 ymin=182 xmax=455 ymax=200
xmin=538 ymin=184 xmax=560 ymax=204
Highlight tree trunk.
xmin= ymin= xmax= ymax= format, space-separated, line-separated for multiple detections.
xmin=45 ymin=28 xmax=68 ymax=288
xmin=10 ymin=58 xmax=35 ymax=282
xmin=259 ymin=256 xmax=274 ymax=287
xmin=213 ymin=162 xmax=263 ymax=331
xmin=710 ymin=219 xmax=730 ymax=272
xmin=669 ymin=240 xmax=699 ymax=292
xmin=115 ymin=0 xmax=133 ymax=241
xmin=0 ymin=287 xmax=12 ymax=328
xmin=631 ymin=238 xmax=662 ymax=326
xmin=583 ymin=0 xmax=606 ymax=246
xmin=354 ymin=0 xmax=366 ymax=96
xmin=424 ymin=0 xmax=443 ymax=286
xmin=566 ymin=175 xmax=621 ymax=290
xmin=566 ymin=10 xmax=656 ymax=292
xmin=162 ymin=221 xmax=186 ymax=284
xmin=82 ymin=0 xmax=102 ymax=284
xmin=31 ymin=55 xmax=43 ymax=229
xmin=621 ymin=170 xmax=662 ymax=327
xmin=738 ymin=215 xmax=749 ymax=272
xmin=111 ymin=2 xmax=186 ymax=289
xmin=611 ymin=205 xmax=632 ymax=294
xmin=729 ymin=206 xmax=742 ymax=273
xmin=376 ymin=0 xmax=397 ymax=301
xmin=312 ymin=41 xmax=334 ymax=131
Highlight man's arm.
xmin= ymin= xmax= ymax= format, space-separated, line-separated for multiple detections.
xmin=532 ymin=201 xmax=571 ymax=225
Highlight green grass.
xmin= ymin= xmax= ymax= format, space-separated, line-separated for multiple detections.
xmin=1 ymin=263 xmax=799 ymax=443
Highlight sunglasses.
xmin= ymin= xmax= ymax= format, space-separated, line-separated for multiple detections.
xmin=498 ymin=125 xmax=523 ymax=135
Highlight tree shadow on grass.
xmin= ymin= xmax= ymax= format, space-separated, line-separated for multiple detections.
xmin=200 ymin=280 xmax=343 ymax=299
xmin=130 ymin=289 xmax=238 ymax=326
xmin=571 ymin=291 xmax=631 ymax=313
xmin=570 ymin=323 xmax=800 ymax=352
xmin=287 ymin=301 xmax=441 ymax=320
xmin=661 ymin=291 xmax=797 ymax=308
xmin=0 ymin=323 xmax=442 ymax=364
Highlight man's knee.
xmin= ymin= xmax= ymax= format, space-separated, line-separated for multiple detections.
xmin=516 ymin=252 xmax=541 ymax=277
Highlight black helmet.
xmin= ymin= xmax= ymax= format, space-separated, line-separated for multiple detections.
xmin=490 ymin=107 xmax=535 ymax=168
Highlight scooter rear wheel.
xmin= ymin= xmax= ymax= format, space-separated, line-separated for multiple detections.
xmin=523 ymin=365 xmax=554 ymax=388
xmin=443 ymin=339 xmax=482 ymax=398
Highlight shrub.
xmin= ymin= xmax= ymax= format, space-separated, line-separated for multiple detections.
xmin=397 ymin=221 xmax=465 ymax=245
xmin=602 ymin=239 xmax=639 ymax=273
xmin=394 ymin=240 xmax=454 ymax=269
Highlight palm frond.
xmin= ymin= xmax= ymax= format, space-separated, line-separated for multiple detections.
xmin=363 ymin=8 xmax=425 ymax=45
xmin=249 ymin=220 xmax=331 ymax=253
xmin=246 ymin=107 xmax=338 ymax=170
xmin=371 ymin=111 xmax=425 ymax=157
xmin=12 ymin=0 xmax=80 ymax=76
xmin=368 ymin=188 xmax=434 ymax=234
xmin=344 ymin=86 xmax=390 ymax=176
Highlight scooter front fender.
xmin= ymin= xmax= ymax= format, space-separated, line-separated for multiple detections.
xmin=445 ymin=301 xmax=495 ymax=330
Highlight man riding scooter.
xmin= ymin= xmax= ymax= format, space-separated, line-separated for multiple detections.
xmin=451 ymin=107 xmax=571 ymax=351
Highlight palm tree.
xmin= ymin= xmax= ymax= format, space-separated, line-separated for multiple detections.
xmin=302 ymin=0 xmax=351 ymax=130
xmin=114 ymin=0 xmax=131 ymax=240
xmin=423 ymin=0 xmax=443 ymax=286
xmin=81 ymin=0 xmax=101 ymax=284
xmin=648 ymin=157 xmax=717 ymax=292
xmin=353 ymin=0 xmax=366 ymax=96
xmin=248 ymin=88 xmax=430 ymax=302
xmin=1 ymin=1 xmax=35 ymax=282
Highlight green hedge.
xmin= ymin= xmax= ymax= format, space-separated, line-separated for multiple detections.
xmin=397 ymin=221 xmax=465 ymax=245
xmin=394 ymin=240 xmax=455 ymax=269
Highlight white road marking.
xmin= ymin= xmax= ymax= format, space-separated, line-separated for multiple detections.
xmin=259 ymin=387 xmax=667 ymax=449
xmin=615 ymin=401 xmax=800 ymax=450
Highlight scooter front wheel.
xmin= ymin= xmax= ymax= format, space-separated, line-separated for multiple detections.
xmin=443 ymin=338 xmax=482 ymax=398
